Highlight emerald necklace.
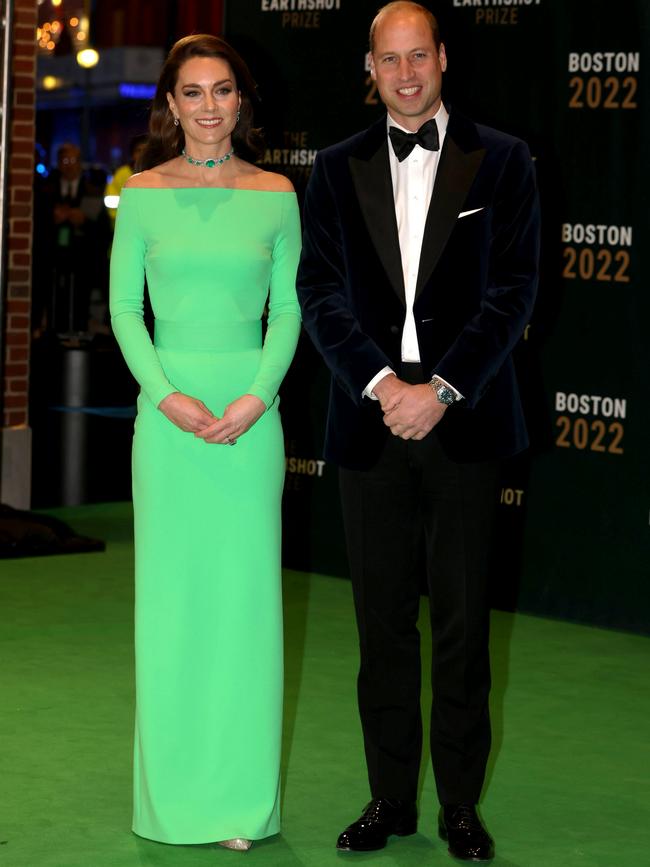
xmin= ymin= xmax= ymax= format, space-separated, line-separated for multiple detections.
xmin=182 ymin=147 xmax=234 ymax=168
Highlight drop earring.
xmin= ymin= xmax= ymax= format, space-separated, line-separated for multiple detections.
xmin=236 ymin=109 xmax=241 ymax=123
xmin=173 ymin=117 xmax=179 ymax=127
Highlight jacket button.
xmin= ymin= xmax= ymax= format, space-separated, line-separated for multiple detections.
xmin=390 ymin=325 xmax=400 ymax=335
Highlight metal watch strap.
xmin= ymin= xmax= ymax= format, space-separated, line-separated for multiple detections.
xmin=429 ymin=375 xmax=456 ymax=406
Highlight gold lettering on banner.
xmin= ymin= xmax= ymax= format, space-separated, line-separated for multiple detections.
xmin=281 ymin=11 xmax=321 ymax=28
xmin=284 ymin=131 xmax=308 ymax=147
xmin=553 ymin=392 xmax=626 ymax=456
xmin=567 ymin=52 xmax=639 ymax=109
xmin=262 ymin=0 xmax=341 ymax=10
xmin=500 ymin=487 xmax=524 ymax=507
xmin=259 ymin=133 xmax=316 ymax=184
xmin=364 ymin=74 xmax=379 ymax=105
xmin=555 ymin=417 xmax=624 ymax=455
xmin=451 ymin=0 xmax=543 ymax=25
xmin=561 ymin=224 xmax=633 ymax=285
xmin=569 ymin=75 xmax=638 ymax=109
xmin=283 ymin=440 xmax=327 ymax=491
xmin=475 ymin=8 xmax=518 ymax=25
xmin=285 ymin=456 xmax=327 ymax=476
xmin=562 ymin=248 xmax=631 ymax=283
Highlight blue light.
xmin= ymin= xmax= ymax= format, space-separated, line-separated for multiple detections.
xmin=119 ymin=83 xmax=156 ymax=100
xmin=36 ymin=163 xmax=48 ymax=176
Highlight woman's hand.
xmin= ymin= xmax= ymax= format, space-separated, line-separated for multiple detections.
xmin=194 ymin=394 xmax=266 ymax=445
xmin=158 ymin=392 xmax=216 ymax=432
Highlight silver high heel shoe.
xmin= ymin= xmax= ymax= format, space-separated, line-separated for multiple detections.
xmin=217 ymin=838 xmax=253 ymax=851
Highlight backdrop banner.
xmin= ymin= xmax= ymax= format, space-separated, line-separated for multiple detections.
xmin=224 ymin=0 xmax=650 ymax=634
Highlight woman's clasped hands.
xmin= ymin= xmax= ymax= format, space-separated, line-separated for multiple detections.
xmin=158 ymin=392 xmax=265 ymax=445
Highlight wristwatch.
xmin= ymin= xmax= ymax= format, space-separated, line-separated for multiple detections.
xmin=429 ymin=375 xmax=456 ymax=406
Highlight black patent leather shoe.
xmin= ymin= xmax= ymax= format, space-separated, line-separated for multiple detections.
xmin=336 ymin=798 xmax=417 ymax=851
xmin=438 ymin=804 xmax=494 ymax=861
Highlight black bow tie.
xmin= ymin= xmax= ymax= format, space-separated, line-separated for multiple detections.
xmin=389 ymin=119 xmax=440 ymax=161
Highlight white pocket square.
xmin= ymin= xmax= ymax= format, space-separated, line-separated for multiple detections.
xmin=458 ymin=207 xmax=485 ymax=219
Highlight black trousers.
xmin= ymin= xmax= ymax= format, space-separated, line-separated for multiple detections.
xmin=339 ymin=365 xmax=500 ymax=806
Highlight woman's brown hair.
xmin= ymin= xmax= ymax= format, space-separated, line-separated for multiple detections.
xmin=140 ymin=34 xmax=264 ymax=170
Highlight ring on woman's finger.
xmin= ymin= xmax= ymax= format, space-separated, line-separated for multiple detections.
xmin=226 ymin=435 xmax=237 ymax=446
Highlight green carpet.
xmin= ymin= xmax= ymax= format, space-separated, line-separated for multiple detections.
xmin=1 ymin=502 xmax=648 ymax=867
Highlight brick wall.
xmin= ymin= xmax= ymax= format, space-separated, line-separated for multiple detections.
xmin=4 ymin=0 xmax=36 ymax=430
xmin=1 ymin=0 xmax=37 ymax=508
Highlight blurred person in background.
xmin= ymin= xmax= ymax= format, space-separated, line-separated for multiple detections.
xmin=104 ymin=134 xmax=148 ymax=227
xmin=33 ymin=142 xmax=110 ymax=336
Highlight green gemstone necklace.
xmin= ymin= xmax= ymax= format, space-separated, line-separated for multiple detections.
xmin=182 ymin=147 xmax=234 ymax=168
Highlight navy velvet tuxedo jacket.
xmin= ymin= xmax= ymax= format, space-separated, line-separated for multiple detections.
xmin=296 ymin=110 xmax=541 ymax=469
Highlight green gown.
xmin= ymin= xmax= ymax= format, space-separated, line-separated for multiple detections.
xmin=109 ymin=186 xmax=301 ymax=844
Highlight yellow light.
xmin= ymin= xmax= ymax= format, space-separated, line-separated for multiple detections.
xmin=76 ymin=31 xmax=87 ymax=41
xmin=52 ymin=0 xmax=62 ymax=7
xmin=47 ymin=40 xmax=55 ymax=50
xmin=36 ymin=27 xmax=42 ymax=38
xmin=42 ymin=75 xmax=62 ymax=90
xmin=70 ymin=17 xmax=79 ymax=27
xmin=76 ymin=48 xmax=100 ymax=68
xmin=43 ymin=21 xmax=51 ymax=31
xmin=51 ymin=21 xmax=61 ymax=33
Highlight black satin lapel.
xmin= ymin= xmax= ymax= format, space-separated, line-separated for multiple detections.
xmin=349 ymin=143 xmax=405 ymax=305
xmin=415 ymin=137 xmax=486 ymax=299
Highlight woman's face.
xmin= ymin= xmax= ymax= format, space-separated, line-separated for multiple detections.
xmin=167 ymin=56 xmax=241 ymax=155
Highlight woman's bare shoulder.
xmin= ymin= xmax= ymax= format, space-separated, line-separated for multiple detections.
xmin=237 ymin=165 xmax=295 ymax=193
xmin=124 ymin=160 xmax=183 ymax=189
xmin=124 ymin=170 xmax=163 ymax=189
xmin=255 ymin=171 xmax=295 ymax=193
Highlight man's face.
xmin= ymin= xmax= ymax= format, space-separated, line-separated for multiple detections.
xmin=370 ymin=9 xmax=447 ymax=132
xmin=58 ymin=146 xmax=81 ymax=180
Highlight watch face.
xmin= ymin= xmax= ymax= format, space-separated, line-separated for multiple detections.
xmin=437 ymin=386 xmax=455 ymax=405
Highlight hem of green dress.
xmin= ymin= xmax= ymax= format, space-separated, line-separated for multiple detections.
xmin=132 ymin=826 xmax=281 ymax=845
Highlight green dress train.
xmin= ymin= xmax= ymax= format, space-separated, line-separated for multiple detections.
xmin=109 ymin=186 xmax=301 ymax=844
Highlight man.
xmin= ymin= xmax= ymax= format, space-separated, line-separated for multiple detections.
xmin=33 ymin=142 xmax=108 ymax=334
xmin=296 ymin=2 xmax=540 ymax=861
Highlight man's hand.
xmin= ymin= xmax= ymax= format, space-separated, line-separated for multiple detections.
xmin=372 ymin=372 xmax=409 ymax=412
xmin=382 ymin=383 xmax=447 ymax=440
xmin=194 ymin=394 xmax=266 ymax=445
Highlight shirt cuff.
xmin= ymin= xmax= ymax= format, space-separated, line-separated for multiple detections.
xmin=363 ymin=367 xmax=395 ymax=400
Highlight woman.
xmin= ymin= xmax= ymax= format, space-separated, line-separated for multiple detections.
xmin=109 ymin=34 xmax=301 ymax=850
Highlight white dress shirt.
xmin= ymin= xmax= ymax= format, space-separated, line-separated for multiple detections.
xmin=364 ymin=104 xmax=461 ymax=401
xmin=60 ymin=177 xmax=81 ymax=200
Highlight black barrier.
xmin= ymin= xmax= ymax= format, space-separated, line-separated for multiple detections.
xmin=224 ymin=0 xmax=650 ymax=634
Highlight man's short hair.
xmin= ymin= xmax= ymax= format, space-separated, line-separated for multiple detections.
xmin=369 ymin=2 xmax=441 ymax=52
